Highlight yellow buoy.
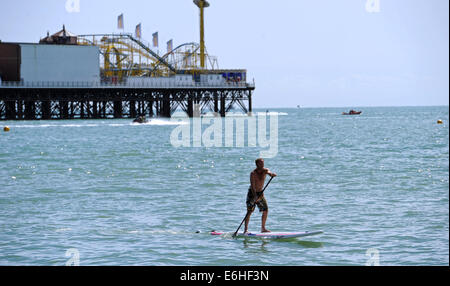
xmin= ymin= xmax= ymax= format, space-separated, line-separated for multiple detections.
xmin=3 ymin=126 xmax=10 ymax=132
xmin=437 ymin=119 xmax=443 ymax=124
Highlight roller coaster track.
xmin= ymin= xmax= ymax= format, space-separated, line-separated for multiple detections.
xmin=147 ymin=42 xmax=200 ymax=75
xmin=125 ymin=34 xmax=177 ymax=73
xmin=78 ymin=33 xmax=176 ymax=73
xmin=78 ymin=34 xmax=209 ymax=76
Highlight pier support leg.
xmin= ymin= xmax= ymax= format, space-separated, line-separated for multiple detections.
xmin=60 ymin=101 xmax=69 ymax=119
xmin=70 ymin=102 xmax=74 ymax=119
xmin=92 ymin=101 xmax=100 ymax=118
xmin=248 ymin=91 xmax=252 ymax=114
xmin=6 ymin=101 xmax=16 ymax=120
xmin=148 ymin=99 xmax=154 ymax=117
xmin=17 ymin=100 xmax=24 ymax=120
xmin=25 ymin=101 xmax=35 ymax=120
xmin=93 ymin=101 xmax=98 ymax=119
xmin=86 ymin=101 xmax=91 ymax=118
xmin=102 ymin=101 xmax=107 ymax=118
xmin=214 ymin=92 xmax=219 ymax=115
xmin=114 ymin=101 xmax=122 ymax=118
xmin=0 ymin=101 xmax=4 ymax=120
xmin=130 ymin=100 xmax=136 ymax=118
xmin=220 ymin=94 xmax=226 ymax=117
xmin=187 ymin=95 xmax=193 ymax=118
xmin=80 ymin=101 xmax=85 ymax=119
xmin=162 ymin=93 xmax=171 ymax=118
xmin=42 ymin=101 xmax=51 ymax=119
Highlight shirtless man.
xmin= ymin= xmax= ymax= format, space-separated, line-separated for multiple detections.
xmin=244 ymin=158 xmax=277 ymax=233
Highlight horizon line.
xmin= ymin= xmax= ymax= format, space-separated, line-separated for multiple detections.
xmin=252 ymin=104 xmax=449 ymax=109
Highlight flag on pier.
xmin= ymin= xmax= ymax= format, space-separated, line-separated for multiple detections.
xmin=152 ymin=32 xmax=158 ymax=47
xmin=167 ymin=39 xmax=173 ymax=53
xmin=117 ymin=14 xmax=124 ymax=30
xmin=135 ymin=23 xmax=142 ymax=38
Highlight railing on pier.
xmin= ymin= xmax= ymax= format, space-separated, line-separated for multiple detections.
xmin=0 ymin=80 xmax=255 ymax=89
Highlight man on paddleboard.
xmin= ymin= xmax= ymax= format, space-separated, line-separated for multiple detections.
xmin=244 ymin=158 xmax=277 ymax=234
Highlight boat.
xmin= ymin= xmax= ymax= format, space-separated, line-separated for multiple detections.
xmin=342 ymin=110 xmax=362 ymax=115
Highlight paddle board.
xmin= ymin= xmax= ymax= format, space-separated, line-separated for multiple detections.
xmin=210 ymin=230 xmax=323 ymax=239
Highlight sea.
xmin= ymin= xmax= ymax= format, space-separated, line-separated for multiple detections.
xmin=0 ymin=106 xmax=448 ymax=266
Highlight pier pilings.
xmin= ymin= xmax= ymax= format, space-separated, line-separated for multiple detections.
xmin=0 ymin=86 xmax=254 ymax=120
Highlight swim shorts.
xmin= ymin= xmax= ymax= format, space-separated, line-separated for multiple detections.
xmin=246 ymin=187 xmax=268 ymax=212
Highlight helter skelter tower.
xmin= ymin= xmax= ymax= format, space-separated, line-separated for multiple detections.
xmin=193 ymin=0 xmax=209 ymax=69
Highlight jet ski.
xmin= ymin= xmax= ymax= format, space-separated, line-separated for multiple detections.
xmin=133 ymin=116 xmax=149 ymax=123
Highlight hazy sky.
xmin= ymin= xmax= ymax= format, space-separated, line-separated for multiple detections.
xmin=0 ymin=0 xmax=448 ymax=108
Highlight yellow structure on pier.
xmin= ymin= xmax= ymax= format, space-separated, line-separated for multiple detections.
xmin=78 ymin=33 xmax=217 ymax=82
xmin=194 ymin=0 xmax=210 ymax=69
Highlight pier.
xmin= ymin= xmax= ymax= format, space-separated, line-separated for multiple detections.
xmin=0 ymin=81 xmax=254 ymax=120
xmin=0 ymin=0 xmax=255 ymax=120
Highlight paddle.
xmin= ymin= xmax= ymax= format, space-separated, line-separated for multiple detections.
xmin=232 ymin=176 xmax=274 ymax=238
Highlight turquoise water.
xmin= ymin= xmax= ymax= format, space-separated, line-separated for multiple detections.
xmin=0 ymin=106 xmax=448 ymax=265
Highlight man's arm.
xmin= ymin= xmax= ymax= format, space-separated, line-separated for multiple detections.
xmin=254 ymin=169 xmax=276 ymax=203
xmin=266 ymin=169 xmax=277 ymax=178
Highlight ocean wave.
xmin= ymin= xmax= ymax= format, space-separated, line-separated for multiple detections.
xmin=10 ymin=120 xmax=188 ymax=129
